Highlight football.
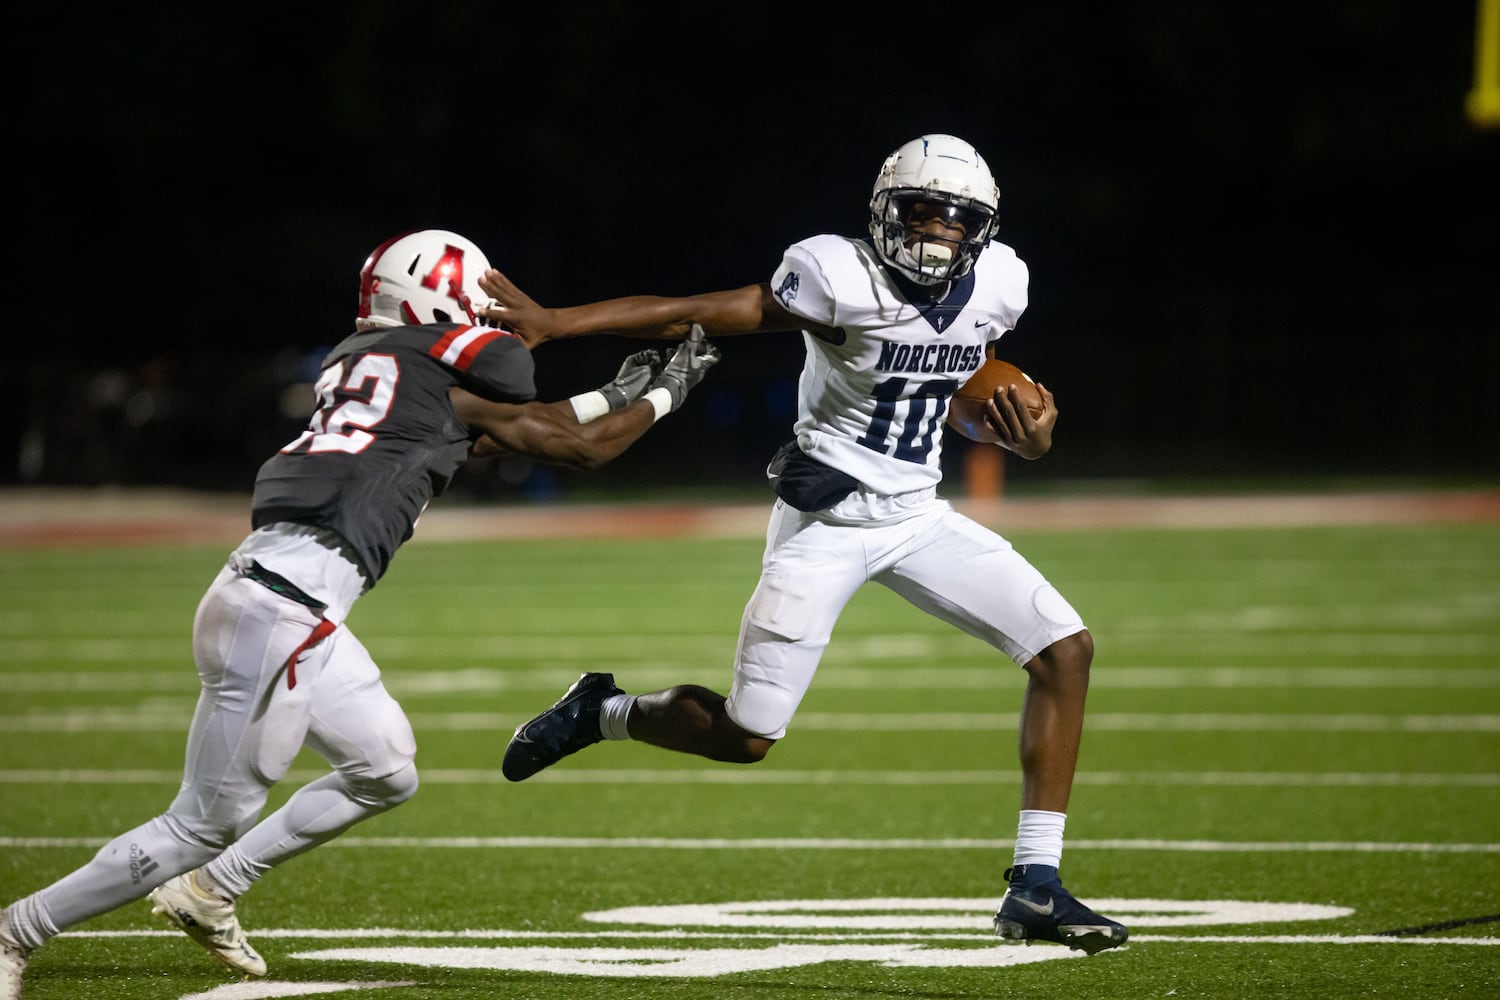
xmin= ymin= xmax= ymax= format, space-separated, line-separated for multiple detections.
xmin=945 ymin=359 xmax=1044 ymax=444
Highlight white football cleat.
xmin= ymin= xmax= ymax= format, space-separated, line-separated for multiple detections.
xmin=0 ymin=907 xmax=29 ymax=1000
xmin=148 ymin=872 xmax=266 ymax=978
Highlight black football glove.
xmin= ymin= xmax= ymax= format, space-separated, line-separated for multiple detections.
xmin=649 ymin=325 xmax=721 ymax=411
xmin=599 ymin=349 xmax=665 ymax=410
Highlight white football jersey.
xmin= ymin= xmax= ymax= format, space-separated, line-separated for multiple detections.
xmin=769 ymin=234 xmax=1029 ymax=494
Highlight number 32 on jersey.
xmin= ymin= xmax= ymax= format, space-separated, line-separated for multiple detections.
xmin=280 ymin=354 xmax=398 ymax=455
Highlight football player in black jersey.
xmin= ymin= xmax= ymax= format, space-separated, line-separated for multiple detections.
xmin=0 ymin=229 xmax=720 ymax=992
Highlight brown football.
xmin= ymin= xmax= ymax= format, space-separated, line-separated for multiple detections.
xmin=946 ymin=359 xmax=1044 ymax=444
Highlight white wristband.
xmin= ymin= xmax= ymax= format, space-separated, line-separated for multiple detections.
xmin=644 ymin=386 xmax=674 ymax=423
xmin=568 ymin=391 xmax=610 ymax=424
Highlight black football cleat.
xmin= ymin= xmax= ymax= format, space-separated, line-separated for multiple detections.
xmin=502 ymin=672 xmax=623 ymax=781
xmin=993 ymin=867 xmax=1128 ymax=955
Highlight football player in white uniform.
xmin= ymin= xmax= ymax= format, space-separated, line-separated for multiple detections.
xmin=489 ymin=135 xmax=1127 ymax=955
xmin=0 ymin=230 xmax=721 ymax=998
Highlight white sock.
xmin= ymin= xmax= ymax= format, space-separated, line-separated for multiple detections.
xmin=1013 ymin=809 xmax=1066 ymax=868
xmin=189 ymin=867 xmax=233 ymax=902
xmin=599 ymin=694 xmax=635 ymax=741
xmin=203 ymin=850 xmax=263 ymax=900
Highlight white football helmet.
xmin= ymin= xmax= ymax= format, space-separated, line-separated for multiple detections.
xmin=868 ymin=134 xmax=1001 ymax=285
xmin=355 ymin=229 xmax=497 ymax=329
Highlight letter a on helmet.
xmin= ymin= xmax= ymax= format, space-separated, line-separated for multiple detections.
xmin=356 ymin=230 xmax=496 ymax=328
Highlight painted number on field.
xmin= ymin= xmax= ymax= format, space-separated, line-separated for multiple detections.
xmin=285 ymin=897 xmax=1353 ymax=981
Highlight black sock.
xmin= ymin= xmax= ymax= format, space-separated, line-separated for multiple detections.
xmin=1009 ymin=863 xmax=1060 ymax=889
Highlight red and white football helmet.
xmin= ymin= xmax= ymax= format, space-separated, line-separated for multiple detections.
xmin=355 ymin=229 xmax=496 ymax=329
xmin=868 ymin=134 xmax=1001 ymax=285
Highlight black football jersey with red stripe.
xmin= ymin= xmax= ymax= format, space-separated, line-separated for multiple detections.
xmin=251 ymin=323 xmax=535 ymax=583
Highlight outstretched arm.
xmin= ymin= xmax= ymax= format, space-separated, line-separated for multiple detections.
xmin=477 ymin=272 xmax=808 ymax=348
xmin=454 ymin=393 xmax=654 ymax=469
xmin=452 ymin=332 xmax=723 ymax=468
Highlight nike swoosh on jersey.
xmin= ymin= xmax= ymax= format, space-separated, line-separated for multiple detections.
xmin=975 ymin=318 xmax=991 ymax=327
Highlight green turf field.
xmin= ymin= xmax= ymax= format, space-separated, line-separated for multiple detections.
xmin=2 ymin=518 xmax=1498 ymax=999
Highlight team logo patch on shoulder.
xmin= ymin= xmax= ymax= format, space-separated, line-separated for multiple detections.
xmin=774 ymin=271 xmax=801 ymax=308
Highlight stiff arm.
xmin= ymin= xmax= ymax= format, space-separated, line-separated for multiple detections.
xmin=477 ymin=273 xmax=814 ymax=346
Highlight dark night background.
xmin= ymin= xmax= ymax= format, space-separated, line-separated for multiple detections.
xmin=11 ymin=2 xmax=1499 ymax=504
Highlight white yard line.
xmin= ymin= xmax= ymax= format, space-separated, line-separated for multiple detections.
xmin=3 ymin=708 xmax=1498 ymax=732
xmin=0 ymin=768 xmax=1496 ymax=787
xmin=3 ymin=835 xmax=1496 ymax=852
xmin=3 ymin=665 xmax=1498 ymax=690
xmin=39 ymin=928 xmax=1500 ymax=945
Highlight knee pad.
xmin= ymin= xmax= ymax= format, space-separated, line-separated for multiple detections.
xmin=725 ymin=679 xmax=795 ymax=741
xmin=364 ymin=714 xmax=418 ymax=780
xmin=346 ymin=760 xmax=419 ymax=811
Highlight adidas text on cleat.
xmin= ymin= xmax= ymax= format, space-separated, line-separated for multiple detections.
xmin=0 ymin=908 xmax=28 ymax=1000
xmin=994 ymin=879 xmax=1128 ymax=955
xmin=503 ymin=671 xmax=623 ymax=781
xmin=148 ymin=871 xmax=266 ymax=978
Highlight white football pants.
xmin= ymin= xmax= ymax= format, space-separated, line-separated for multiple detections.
xmin=5 ymin=563 xmax=416 ymax=947
xmin=725 ymin=492 xmax=1087 ymax=740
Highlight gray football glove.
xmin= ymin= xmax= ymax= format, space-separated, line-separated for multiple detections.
xmin=649 ymin=325 xmax=722 ymax=411
xmin=599 ymin=349 xmax=664 ymax=410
